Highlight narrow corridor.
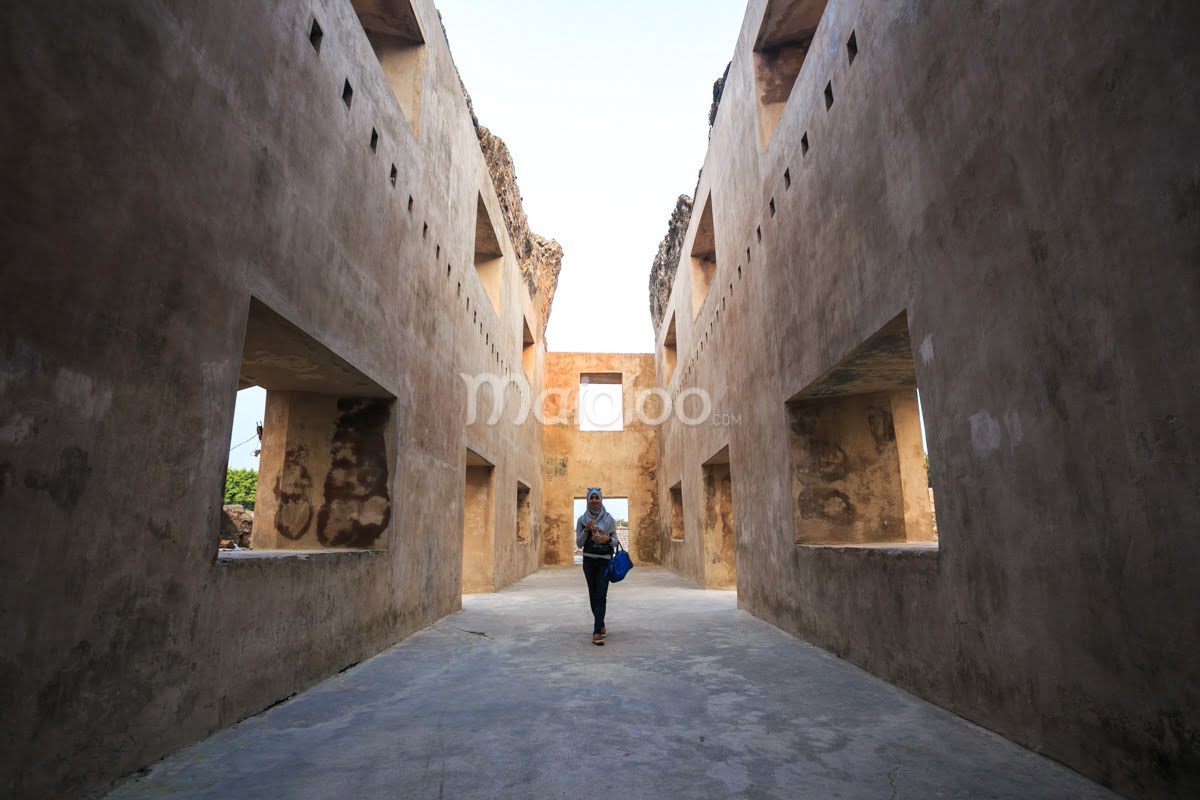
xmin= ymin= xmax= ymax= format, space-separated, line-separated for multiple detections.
xmin=108 ymin=569 xmax=1115 ymax=799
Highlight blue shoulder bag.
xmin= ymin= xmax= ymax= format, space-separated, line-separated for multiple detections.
xmin=607 ymin=538 xmax=634 ymax=582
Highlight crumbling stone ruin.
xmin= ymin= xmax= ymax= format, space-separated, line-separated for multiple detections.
xmin=1 ymin=0 xmax=1197 ymax=798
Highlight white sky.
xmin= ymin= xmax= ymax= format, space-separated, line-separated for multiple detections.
xmin=437 ymin=0 xmax=747 ymax=353
xmin=228 ymin=2 xmax=748 ymax=470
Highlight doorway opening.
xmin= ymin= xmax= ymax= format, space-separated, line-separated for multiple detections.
xmin=462 ymin=448 xmax=495 ymax=592
xmin=571 ymin=496 xmax=629 ymax=565
xmin=702 ymin=446 xmax=737 ymax=588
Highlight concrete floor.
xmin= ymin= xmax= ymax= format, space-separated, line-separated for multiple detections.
xmin=107 ymin=568 xmax=1117 ymax=799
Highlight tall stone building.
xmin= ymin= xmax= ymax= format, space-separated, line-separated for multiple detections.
xmin=0 ymin=0 xmax=1196 ymax=798
xmin=1 ymin=1 xmax=557 ymax=795
xmin=647 ymin=2 xmax=1200 ymax=799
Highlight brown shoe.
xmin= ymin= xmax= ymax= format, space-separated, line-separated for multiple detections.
xmin=592 ymin=633 xmax=604 ymax=646
xmin=599 ymin=627 xmax=607 ymax=638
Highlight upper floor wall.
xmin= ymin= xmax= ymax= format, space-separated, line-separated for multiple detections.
xmin=0 ymin=0 xmax=553 ymax=795
xmin=649 ymin=1 xmax=1200 ymax=797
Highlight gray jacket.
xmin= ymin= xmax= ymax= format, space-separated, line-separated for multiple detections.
xmin=576 ymin=512 xmax=617 ymax=558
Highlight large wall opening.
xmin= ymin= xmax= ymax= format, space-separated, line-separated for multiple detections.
xmin=752 ymin=0 xmax=830 ymax=150
xmin=662 ymin=313 xmax=678 ymax=386
xmin=230 ymin=299 xmax=395 ymax=556
xmin=474 ymin=193 xmax=504 ymax=316
xmin=702 ymin=446 xmax=737 ymax=588
xmin=462 ymin=449 xmax=495 ymax=592
xmin=690 ymin=194 xmax=718 ymax=319
xmin=785 ymin=311 xmax=936 ymax=547
xmin=579 ymin=373 xmax=623 ymax=432
xmin=352 ymin=0 xmax=426 ymax=137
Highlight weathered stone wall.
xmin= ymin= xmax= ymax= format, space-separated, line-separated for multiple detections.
xmin=651 ymin=1 xmax=1200 ymax=797
xmin=0 ymin=1 xmax=550 ymax=796
xmin=787 ymin=393 xmax=907 ymax=545
xmin=540 ymin=353 xmax=660 ymax=568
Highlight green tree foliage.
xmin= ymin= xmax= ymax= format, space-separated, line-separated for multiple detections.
xmin=616 ymin=518 xmax=628 ymax=528
xmin=224 ymin=468 xmax=258 ymax=510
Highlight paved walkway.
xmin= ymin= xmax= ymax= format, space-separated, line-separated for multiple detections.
xmin=108 ymin=568 xmax=1116 ymax=799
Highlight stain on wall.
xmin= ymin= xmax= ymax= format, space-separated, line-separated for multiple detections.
xmin=788 ymin=393 xmax=905 ymax=544
xmin=274 ymin=445 xmax=315 ymax=541
xmin=317 ymin=398 xmax=392 ymax=549
xmin=22 ymin=446 xmax=90 ymax=510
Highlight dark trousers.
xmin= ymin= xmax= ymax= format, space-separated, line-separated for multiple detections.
xmin=582 ymin=557 xmax=610 ymax=634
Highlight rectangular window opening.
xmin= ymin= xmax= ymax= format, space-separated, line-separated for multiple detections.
xmin=579 ymin=373 xmax=624 ymax=432
xmin=353 ymin=0 xmax=427 ymax=138
xmin=689 ymin=193 xmax=718 ymax=320
xmin=752 ymin=0 xmax=831 ymax=150
xmin=661 ymin=313 xmax=678 ymax=386
xmin=785 ymin=311 xmax=938 ymax=550
xmin=220 ymin=298 xmax=395 ymax=559
xmin=516 ymin=482 xmax=532 ymax=543
xmin=474 ymin=193 xmax=504 ymax=315
xmin=669 ymin=482 xmax=685 ymax=541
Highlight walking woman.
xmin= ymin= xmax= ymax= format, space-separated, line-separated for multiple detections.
xmin=577 ymin=487 xmax=617 ymax=645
